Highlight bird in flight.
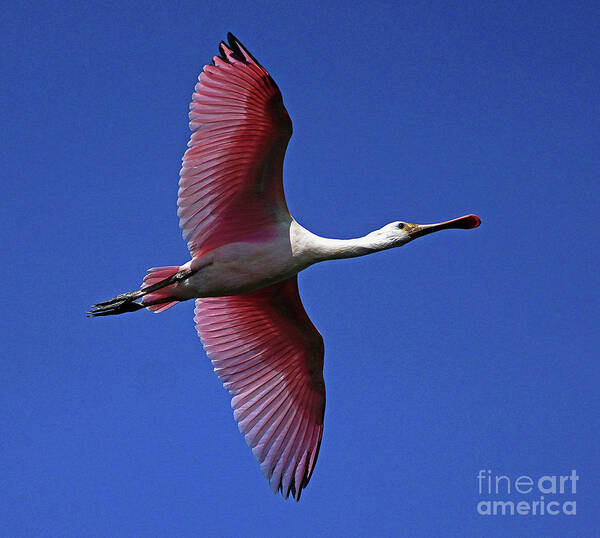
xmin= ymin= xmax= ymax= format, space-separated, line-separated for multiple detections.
xmin=89 ymin=33 xmax=481 ymax=500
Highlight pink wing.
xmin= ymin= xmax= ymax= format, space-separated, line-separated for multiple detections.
xmin=194 ymin=277 xmax=326 ymax=500
xmin=178 ymin=33 xmax=293 ymax=257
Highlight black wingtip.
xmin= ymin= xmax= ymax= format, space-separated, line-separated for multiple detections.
xmin=224 ymin=32 xmax=264 ymax=68
xmin=225 ymin=33 xmax=245 ymax=63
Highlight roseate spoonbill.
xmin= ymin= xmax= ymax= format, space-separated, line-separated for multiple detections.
xmin=89 ymin=33 xmax=481 ymax=500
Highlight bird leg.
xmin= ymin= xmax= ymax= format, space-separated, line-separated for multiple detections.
xmin=87 ymin=298 xmax=146 ymax=317
xmin=87 ymin=268 xmax=192 ymax=317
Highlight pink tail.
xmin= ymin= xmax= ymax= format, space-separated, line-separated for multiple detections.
xmin=141 ymin=266 xmax=181 ymax=313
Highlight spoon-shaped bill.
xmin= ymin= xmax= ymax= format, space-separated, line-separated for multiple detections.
xmin=410 ymin=214 xmax=481 ymax=238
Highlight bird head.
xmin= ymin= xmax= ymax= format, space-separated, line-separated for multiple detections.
xmin=380 ymin=214 xmax=481 ymax=247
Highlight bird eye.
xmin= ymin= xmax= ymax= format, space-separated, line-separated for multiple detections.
xmin=397 ymin=222 xmax=406 ymax=229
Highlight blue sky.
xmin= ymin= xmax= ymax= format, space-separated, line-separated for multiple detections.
xmin=1 ymin=1 xmax=598 ymax=536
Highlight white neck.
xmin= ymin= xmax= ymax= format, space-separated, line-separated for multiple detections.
xmin=290 ymin=220 xmax=403 ymax=265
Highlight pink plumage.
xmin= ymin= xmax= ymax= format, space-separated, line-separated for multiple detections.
xmin=89 ymin=33 xmax=480 ymax=501
xmin=195 ymin=277 xmax=324 ymax=500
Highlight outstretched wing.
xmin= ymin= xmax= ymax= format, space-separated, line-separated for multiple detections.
xmin=194 ymin=277 xmax=325 ymax=500
xmin=178 ymin=33 xmax=293 ymax=257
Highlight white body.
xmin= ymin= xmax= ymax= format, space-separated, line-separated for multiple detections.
xmin=177 ymin=220 xmax=410 ymax=299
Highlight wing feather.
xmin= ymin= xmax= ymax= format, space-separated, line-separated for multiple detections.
xmin=194 ymin=276 xmax=325 ymax=500
xmin=178 ymin=33 xmax=292 ymax=256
